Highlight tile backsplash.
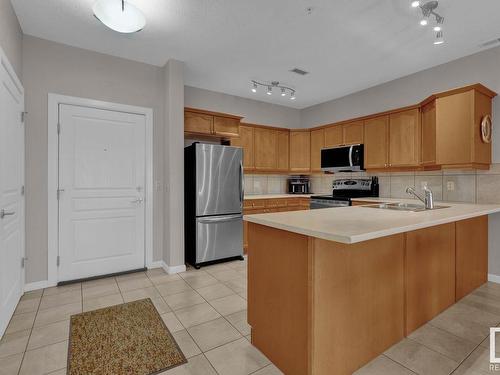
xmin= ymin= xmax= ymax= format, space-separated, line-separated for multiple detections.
xmin=245 ymin=163 xmax=500 ymax=204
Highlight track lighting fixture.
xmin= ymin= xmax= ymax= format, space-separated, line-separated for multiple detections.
xmin=250 ymin=80 xmax=297 ymax=100
xmin=411 ymin=0 xmax=445 ymax=45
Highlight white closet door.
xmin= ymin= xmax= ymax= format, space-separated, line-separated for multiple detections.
xmin=0 ymin=63 xmax=24 ymax=336
xmin=58 ymin=104 xmax=146 ymax=281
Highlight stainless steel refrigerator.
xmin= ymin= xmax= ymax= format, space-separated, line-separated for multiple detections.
xmin=184 ymin=143 xmax=244 ymax=268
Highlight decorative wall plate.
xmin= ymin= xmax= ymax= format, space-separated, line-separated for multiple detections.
xmin=481 ymin=115 xmax=492 ymax=143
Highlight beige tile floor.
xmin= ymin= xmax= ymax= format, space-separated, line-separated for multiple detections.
xmin=2 ymin=257 xmax=500 ymax=375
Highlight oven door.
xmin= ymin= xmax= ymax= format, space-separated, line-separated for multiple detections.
xmin=310 ymin=199 xmax=351 ymax=209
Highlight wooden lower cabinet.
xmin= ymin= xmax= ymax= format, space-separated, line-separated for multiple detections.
xmin=405 ymin=223 xmax=456 ymax=334
xmin=243 ymin=197 xmax=310 ymax=252
xmin=247 ymin=216 xmax=488 ymax=375
xmin=456 ymin=216 xmax=488 ymax=300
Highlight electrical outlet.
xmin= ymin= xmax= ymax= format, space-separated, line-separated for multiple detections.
xmin=447 ymin=181 xmax=455 ymax=191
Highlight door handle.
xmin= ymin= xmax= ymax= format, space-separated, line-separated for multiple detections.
xmin=130 ymin=198 xmax=144 ymax=204
xmin=198 ymin=215 xmax=242 ymax=224
xmin=0 ymin=209 xmax=15 ymax=219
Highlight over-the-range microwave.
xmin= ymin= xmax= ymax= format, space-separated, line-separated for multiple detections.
xmin=321 ymin=144 xmax=364 ymax=173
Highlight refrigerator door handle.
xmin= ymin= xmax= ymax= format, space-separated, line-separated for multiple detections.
xmin=239 ymin=160 xmax=244 ymax=208
xmin=197 ymin=214 xmax=243 ymax=224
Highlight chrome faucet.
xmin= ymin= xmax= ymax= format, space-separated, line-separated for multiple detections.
xmin=406 ymin=186 xmax=434 ymax=209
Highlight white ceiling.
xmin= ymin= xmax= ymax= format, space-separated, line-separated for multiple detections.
xmin=11 ymin=0 xmax=500 ymax=109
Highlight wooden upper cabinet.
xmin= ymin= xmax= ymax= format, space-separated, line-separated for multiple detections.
xmin=364 ymin=116 xmax=389 ymax=169
xmin=421 ymin=101 xmax=437 ymax=166
xmin=185 ymin=111 xmax=213 ymax=135
xmin=389 ymin=109 xmax=420 ymax=167
xmin=231 ymin=125 xmax=254 ymax=171
xmin=214 ymin=116 xmax=240 ymax=137
xmin=324 ymin=126 xmax=343 ymax=148
xmin=343 ymin=121 xmax=364 ymax=145
xmin=311 ymin=129 xmax=325 ymax=173
xmin=254 ymin=128 xmax=277 ymax=171
xmin=324 ymin=121 xmax=363 ymax=148
xmin=435 ymin=87 xmax=495 ymax=168
xmin=184 ymin=108 xmax=242 ymax=138
xmin=290 ymin=130 xmax=311 ymax=173
xmin=277 ymin=130 xmax=290 ymax=171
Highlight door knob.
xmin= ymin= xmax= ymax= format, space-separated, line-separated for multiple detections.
xmin=0 ymin=209 xmax=15 ymax=219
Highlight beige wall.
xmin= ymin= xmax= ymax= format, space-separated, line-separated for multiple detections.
xmin=22 ymin=36 xmax=166 ymax=283
xmin=185 ymin=86 xmax=301 ymax=129
xmin=0 ymin=0 xmax=23 ymax=79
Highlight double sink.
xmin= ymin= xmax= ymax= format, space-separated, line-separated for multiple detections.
xmin=365 ymin=202 xmax=449 ymax=212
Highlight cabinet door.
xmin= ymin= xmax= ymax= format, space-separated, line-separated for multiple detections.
xmin=213 ymin=116 xmax=240 ymax=137
xmin=364 ymin=116 xmax=389 ymax=169
xmin=254 ymin=128 xmax=277 ymax=171
xmin=310 ymin=129 xmax=325 ymax=173
xmin=185 ymin=111 xmax=213 ymax=134
xmin=389 ymin=109 xmax=420 ymax=167
xmin=277 ymin=130 xmax=289 ymax=172
xmin=324 ymin=126 xmax=343 ymax=148
xmin=343 ymin=121 xmax=364 ymax=145
xmin=289 ymin=131 xmax=311 ymax=173
xmin=231 ymin=125 xmax=254 ymax=170
xmin=421 ymin=101 xmax=436 ymax=165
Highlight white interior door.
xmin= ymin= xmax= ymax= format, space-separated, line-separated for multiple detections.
xmin=58 ymin=104 xmax=146 ymax=282
xmin=0 ymin=63 xmax=25 ymax=336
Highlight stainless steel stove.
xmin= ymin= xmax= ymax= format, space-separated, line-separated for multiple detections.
xmin=310 ymin=177 xmax=379 ymax=209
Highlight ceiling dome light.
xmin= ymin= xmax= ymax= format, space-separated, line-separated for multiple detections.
xmin=93 ymin=0 xmax=146 ymax=34
xmin=267 ymin=86 xmax=272 ymax=95
xmin=411 ymin=1 xmax=420 ymax=8
xmin=420 ymin=18 xmax=428 ymax=26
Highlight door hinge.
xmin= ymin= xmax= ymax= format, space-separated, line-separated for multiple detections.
xmin=56 ymin=188 xmax=64 ymax=200
xmin=21 ymin=257 xmax=27 ymax=268
xmin=57 ymin=256 xmax=60 ymax=267
xmin=21 ymin=185 xmax=25 ymax=196
xmin=57 ymin=122 xmax=61 ymax=134
xmin=21 ymin=111 xmax=27 ymax=123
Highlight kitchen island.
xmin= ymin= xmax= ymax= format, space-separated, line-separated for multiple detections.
xmin=245 ymin=203 xmax=500 ymax=375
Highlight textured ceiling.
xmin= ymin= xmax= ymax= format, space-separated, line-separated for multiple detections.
xmin=11 ymin=0 xmax=500 ymax=108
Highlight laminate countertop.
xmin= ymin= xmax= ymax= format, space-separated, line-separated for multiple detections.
xmin=244 ymin=200 xmax=500 ymax=244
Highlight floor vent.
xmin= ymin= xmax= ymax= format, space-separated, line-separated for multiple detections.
xmin=290 ymin=68 xmax=309 ymax=76
xmin=479 ymin=38 xmax=500 ymax=48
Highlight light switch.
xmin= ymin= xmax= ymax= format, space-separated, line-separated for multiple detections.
xmin=447 ymin=181 xmax=455 ymax=191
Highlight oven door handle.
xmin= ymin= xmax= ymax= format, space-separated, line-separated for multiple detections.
xmin=348 ymin=145 xmax=354 ymax=168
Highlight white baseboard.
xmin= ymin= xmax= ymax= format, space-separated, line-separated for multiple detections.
xmin=24 ymin=280 xmax=57 ymax=292
xmin=488 ymin=274 xmax=500 ymax=284
xmin=162 ymin=262 xmax=186 ymax=275
xmin=147 ymin=260 xmax=164 ymax=269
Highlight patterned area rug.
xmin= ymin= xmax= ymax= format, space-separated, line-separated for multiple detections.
xmin=68 ymin=298 xmax=186 ymax=375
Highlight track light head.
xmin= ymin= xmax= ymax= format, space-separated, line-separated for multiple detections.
xmin=411 ymin=1 xmax=420 ymax=8
xmin=434 ymin=30 xmax=444 ymax=45
xmin=267 ymin=86 xmax=272 ymax=95
xmin=251 ymin=82 xmax=257 ymax=93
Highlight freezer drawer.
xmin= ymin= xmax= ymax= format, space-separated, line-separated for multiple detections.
xmin=196 ymin=214 xmax=243 ymax=264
